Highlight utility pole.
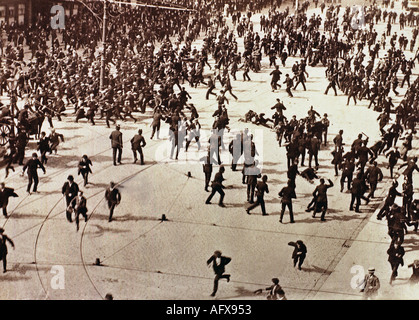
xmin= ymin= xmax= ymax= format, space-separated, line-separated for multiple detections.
xmin=100 ymin=0 xmax=107 ymax=91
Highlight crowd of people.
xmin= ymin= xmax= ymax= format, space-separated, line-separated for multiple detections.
xmin=0 ymin=0 xmax=416 ymax=298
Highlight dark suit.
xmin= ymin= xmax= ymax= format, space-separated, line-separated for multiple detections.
xmin=206 ymin=172 xmax=225 ymax=205
xmin=131 ymin=134 xmax=146 ymax=164
xmin=279 ymin=186 xmax=296 ymax=223
xmin=350 ymin=178 xmax=368 ymax=212
xmin=109 ymin=129 xmax=123 ymax=165
xmin=22 ymin=158 xmax=46 ymax=193
xmin=78 ymin=158 xmax=93 ymax=186
xmin=62 ymin=181 xmax=79 ymax=222
xmin=288 ymin=241 xmax=307 ymax=269
xmin=0 ymin=233 xmax=14 ymax=272
xmin=0 ymin=187 xmax=18 ymax=217
xmin=105 ymin=187 xmax=121 ymax=221
xmin=207 ymin=255 xmax=231 ymax=295
xmin=70 ymin=195 xmax=88 ymax=231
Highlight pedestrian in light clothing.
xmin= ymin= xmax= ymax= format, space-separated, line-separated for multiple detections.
xmin=78 ymin=155 xmax=93 ymax=187
xmin=360 ymin=268 xmax=380 ymax=299
xmin=110 ymin=124 xmax=123 ymax=166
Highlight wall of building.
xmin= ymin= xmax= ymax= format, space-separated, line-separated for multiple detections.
xmin=0 ymin=0 xmax=31 ymax=27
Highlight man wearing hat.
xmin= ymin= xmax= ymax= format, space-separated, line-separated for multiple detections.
xmin=360 ymin=267 xmax=380 ymax=299
xmin=0 ymin=228 xmax=14 ymax=273
xmin=70 ymin=190 xmax=88 ymax=232
xmin=130 ymin=129 xmax=146 ymax=165
xmin=62 ymin=175 xmax=79 ymax=222
xmin=22 ymin=153 xmax=46 ymax=194
xmin=109 ymin=124 xmax=123 ymax=166
xmin=105 ymin=182 xmax=121 ymax=222
xmin=207 ymin=250 xmax=231 ymax=297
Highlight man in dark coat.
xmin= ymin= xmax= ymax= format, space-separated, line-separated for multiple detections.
xmin=270 ymin=65 xmax=282 ymax=91
xmin=0 ymin=183 xmax=18 ymax=217
xmin=312 ymin=178 xmax=334 ymax=221
xmin=131 ymin=129 xmax=146 ymax=165
xmin=205 ymin=166 xmax=226 ymax=207
xmin=105 ymin=181 xmax=121 ymax=222
xmin=360 ymin=267 xmax=380 ymax=299
xmin=70 ymin=190 xmax=88 ymax=231
xmin=37 ymin=131 xmax=50 ymax=165
xmin=202 ymin=155 xmax=213 ymax=192
xmin=357 ymin=141 xmax=374 ymax=172
xmin=376 ymin=181 xmax=402 ymax=220
xmin=365 ymin=161 xmax=383 ymax=199
xmin=308 ymin=134 xmax=320 ymax=169
xmin=288 ymin=240 xmax=307 ymax=270
xmin=78 ymin=155 xmax=93 ymax=186
xmin=22 ymin=153 xmax=46 ymax=194
xmin=387 ymin=242 xmax=405 ymax=284
xmin=247 ymin=175 xmax=269 ymax=215
xmin=109 ymin=124 xmax=123 ymax=166
xmin=245 ymin=161 xmax=261 ymax=203
xmin=62 ymin=175 xmax=79 ymax=222
xmin=350 ymin=172 xmax=369 ymax=213
xmin=207 ymin=250 xmax=231 ymax=297
xmin=278 ymin=180 xmax=296 ymax=223
xmin=0 ymin=228 xmax=14 ymax=273
xmin=340 ymin=158 xmax=355 ymax=192
xmin=15 ymin=128 xmax=28 ymax=165
xmin=255 ymin=278 xmax=286 ymax=300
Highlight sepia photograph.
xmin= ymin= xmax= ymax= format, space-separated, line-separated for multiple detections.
xmin=0 ymin=0 xmax=417 ymax=305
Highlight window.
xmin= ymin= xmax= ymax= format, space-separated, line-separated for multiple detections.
xmin=8 ymin=6 xmax=15 ymax=23
xmin=18 ymin=4 xmax=25 ymax=15
xmin=18 ymin=4 xmax=25 ymax=25
xmin=0 ymin=6 xmax=5 ymax=18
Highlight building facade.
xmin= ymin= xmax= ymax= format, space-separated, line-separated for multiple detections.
xmin=0 ymin=0 xmax=32 ymax=27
